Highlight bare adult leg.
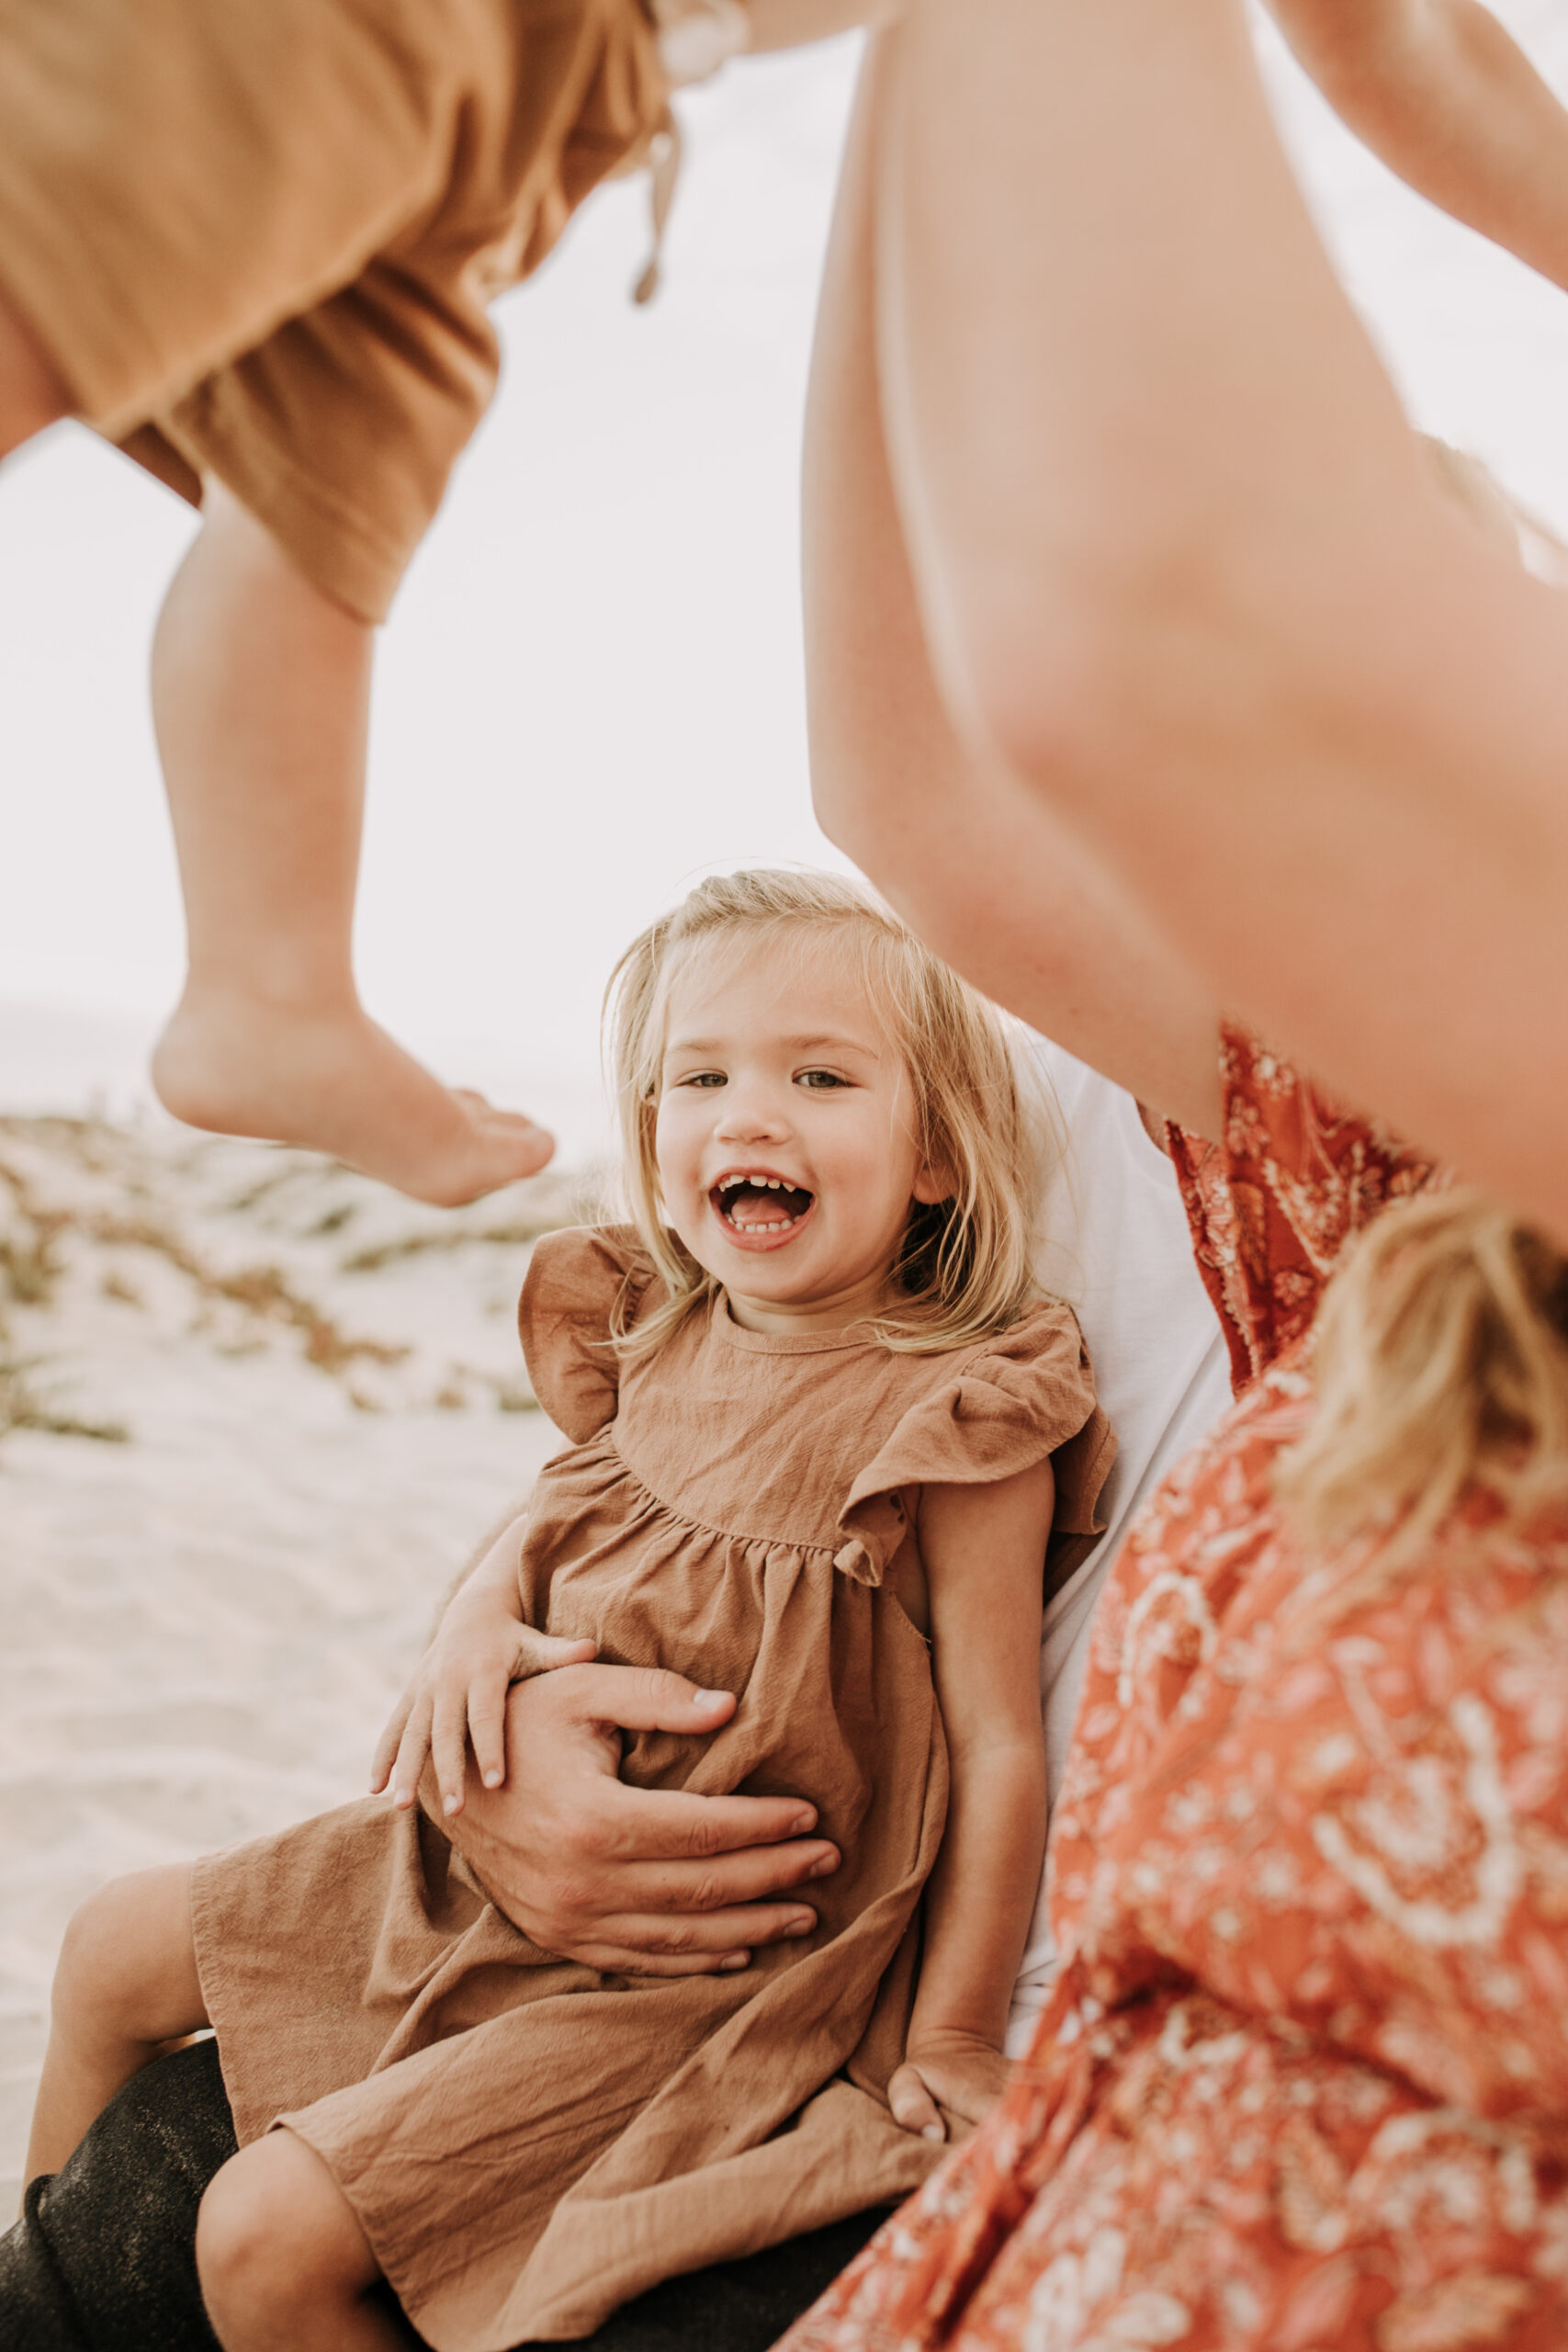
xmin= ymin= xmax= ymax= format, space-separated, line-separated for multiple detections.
xmin=0 ymin=2040 xmax=237 ymax=2352
xmin=149 ymin=485 xmax=554 ymax=1204
xmin=864 ymin=0 xmax=1568 ymax=1239
xmin=1 ymin=2039 xmax=892 ymax=2352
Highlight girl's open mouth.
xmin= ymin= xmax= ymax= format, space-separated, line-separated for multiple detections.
xmin=710 ymin=1173 xmax=816 ymax=1243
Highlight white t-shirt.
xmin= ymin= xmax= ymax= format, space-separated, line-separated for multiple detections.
xmin=1004 ymin=1039 xmax=1234 ymax=2054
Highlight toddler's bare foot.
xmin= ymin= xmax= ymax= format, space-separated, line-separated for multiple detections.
xmin=152 ymin=991 xmax=554 ymax=1205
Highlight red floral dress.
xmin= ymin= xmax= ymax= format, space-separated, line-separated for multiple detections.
xmin=780 ymin=1029 xmax=1568 ymax=2352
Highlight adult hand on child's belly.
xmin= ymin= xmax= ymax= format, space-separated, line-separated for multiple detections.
xmin=443 ymin=1664 xmax=841 ymax=1975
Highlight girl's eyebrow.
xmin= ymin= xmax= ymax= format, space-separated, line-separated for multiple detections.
xmin=663 ymin=1032 xmax=876 ymax=1058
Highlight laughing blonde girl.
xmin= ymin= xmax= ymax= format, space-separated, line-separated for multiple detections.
xmin=24 ymin=871 xmax=1111 ymax=2352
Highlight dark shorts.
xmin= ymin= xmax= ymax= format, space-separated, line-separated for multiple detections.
xmin=0 ymin=2041 xmax=890 ymax=2350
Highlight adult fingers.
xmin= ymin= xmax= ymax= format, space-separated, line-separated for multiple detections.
xmin=585 ymin=1902 xmax=820 ymax=1962
xmin=887 ymin=2064 xmax=946 ymax=2143
xmin=558 ymin=1941 xmax=759 ymax=1979
xmin=554 ymin=1664 xmax=741 ymax=1738
xmin=599 ymin=1838 xmax=840 ymax=1917
xmin=551 ymin=1898 xmax=823 ymax=1971
xmin=579 ymin=1777 xmax=826 ymax=1863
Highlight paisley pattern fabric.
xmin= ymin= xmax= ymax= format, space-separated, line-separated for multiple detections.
xmin=780 ymin=1028 xmax=1568 ymax=2352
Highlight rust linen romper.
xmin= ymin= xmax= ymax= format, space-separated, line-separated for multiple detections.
xmin=0 ymin=0 xmax=670 ymax=620
xmin=188 ymin=1228 xmax=1114 ymax=2350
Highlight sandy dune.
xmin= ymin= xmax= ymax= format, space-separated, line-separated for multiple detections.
xmin=0 ymin=1115 xmax=589 ymax=2208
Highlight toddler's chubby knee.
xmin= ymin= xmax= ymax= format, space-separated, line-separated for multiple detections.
xmin=197 ymin=2133 xmax=376 ymax=2324
xmin=197 ymin=2141 xmax=310 ymax=2314
xmin=51 ymin=1870 xmax=181 ymax=2036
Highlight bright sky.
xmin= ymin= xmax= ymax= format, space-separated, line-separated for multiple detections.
xmin=2 ymin=6 xmax=1568 ymax=1152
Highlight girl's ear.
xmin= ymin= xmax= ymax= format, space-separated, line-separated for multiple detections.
xmin=912 ymin=1159 xmax=954 ymax=1206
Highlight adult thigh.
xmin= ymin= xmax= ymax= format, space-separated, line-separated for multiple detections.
xmin=0 ymin=2039 xmax=235 ymax=2351
xmin=0 ymin=2038 xmax=890 ymax=2351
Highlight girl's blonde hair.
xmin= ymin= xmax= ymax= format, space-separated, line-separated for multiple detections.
xmin=1277 ymin=1189 xmax=1568 ymax=1566
xmin=602 ymin=868 xmax=1049 ymax=1362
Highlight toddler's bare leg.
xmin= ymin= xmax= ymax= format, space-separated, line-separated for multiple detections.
xmin=25 ymin=1864 xmax=208 ymax=2189
xmin=149 ymin=483 xmax=554 ymax=1205
xmin=197 ymin=2133 xmax=404 ymax=2352
xmin=0 ymin=283 xmax=70 ymax=453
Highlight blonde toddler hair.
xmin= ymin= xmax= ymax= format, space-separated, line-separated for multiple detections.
xmin=602 ymin=868 xmax=1050 ymax=1363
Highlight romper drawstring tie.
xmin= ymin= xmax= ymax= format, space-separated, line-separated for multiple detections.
xmin=635 ymin=0 xmax=751 ymax=303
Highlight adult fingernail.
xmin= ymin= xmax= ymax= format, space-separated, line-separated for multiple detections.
xmin=923 ymin=2123 xmax=944 ymax=2143
xmin=483 ymin=1770 xmax=502 ymax=1787
xmin=443 ymin=1793 xmax=459 ymax=1815
xmin=695 ymin=1690 xmax=729 ymax=1707
xmin=789 ymin=1810 xmax=818 ymax=1836
xmin=720 ymin=1952 xmax=750 ymax=1972
xmin=785 ymin=1912 xmax=816 ymax=1937
xmin=808 ymin=1851 xmax=838 ymax=1877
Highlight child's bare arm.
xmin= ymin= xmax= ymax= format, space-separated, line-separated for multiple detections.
xmin=1269 ymin=0 xmax=1568 ymax=296
xmin=887 ymin=1457 xmax=1056 ymax=2142
xmin=370 ymin=1511 xmax=596 ymax=1817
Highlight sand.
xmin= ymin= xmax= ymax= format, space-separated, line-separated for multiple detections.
xmin=0 ymin=1114 xmax=592 ymax=2210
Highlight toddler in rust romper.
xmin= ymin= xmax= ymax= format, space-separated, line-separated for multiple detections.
xmin=0 ymin=0 xmax=874 ymax=1206
xmin=24 ymin=873 xmax=1114 ymax=2351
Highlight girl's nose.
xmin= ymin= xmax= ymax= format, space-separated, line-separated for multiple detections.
xmin=715 ymin=1088 xmax=788 ymax=1142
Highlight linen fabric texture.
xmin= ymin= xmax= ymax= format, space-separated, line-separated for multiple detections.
xmin=0 ymin=0 xmax=668 ymax=620
xmin=782 ymin=1029 xmax=1568 ymax=2352
xmin=188 ymin=1228 xmax=1111 ymax=2350
xmin=0 ymin=2039 xmax=894 ymax=2352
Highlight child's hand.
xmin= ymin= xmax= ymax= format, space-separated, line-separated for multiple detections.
xmin=370 ymin=1610 xmax=596 ymax=1821
xmin=888 ymin=2030 xmax=1012 ymax=2145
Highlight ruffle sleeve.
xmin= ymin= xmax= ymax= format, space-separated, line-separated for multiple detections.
xmin=516 ymin=1226 xmax=653 ymax=1442
xmin=831 ymin=1300 xmax=1115 ymax=1588
xmin=1166 ymin=1023 xmax=1442 ymax=1396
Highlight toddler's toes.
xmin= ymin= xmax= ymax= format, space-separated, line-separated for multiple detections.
xmin=466 ymin=1103 xmax=556 ymax=1188
xmin=152 ymin=993 xmax=554 ymax=1203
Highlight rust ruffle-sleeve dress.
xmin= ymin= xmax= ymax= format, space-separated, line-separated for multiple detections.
xmin=782 ymin=1029 xmax=1568 ymax=2352
xmin=188 ymin=1229 xmax=1113 ymax=2351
